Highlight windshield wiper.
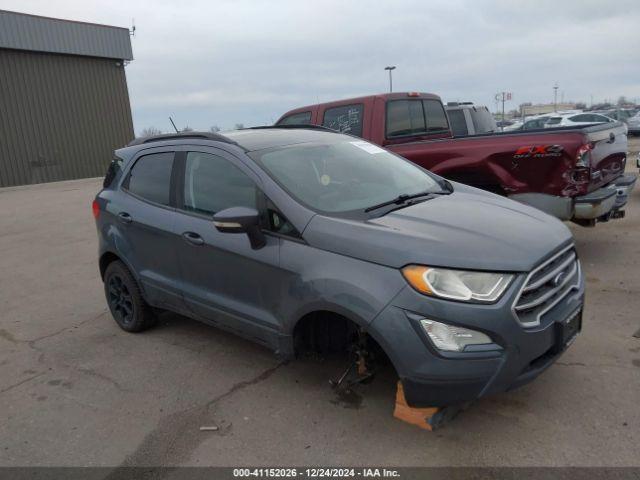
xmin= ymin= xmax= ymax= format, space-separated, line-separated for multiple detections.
xmin=364 ymin=189 xmax=449 ymax=213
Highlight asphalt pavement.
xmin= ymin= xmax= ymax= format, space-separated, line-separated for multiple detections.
xmin=0 ymin=158 xmax=638 ymax=468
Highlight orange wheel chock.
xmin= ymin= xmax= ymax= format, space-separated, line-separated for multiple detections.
xmin=393 ymin=381 xmax=466 ymax=431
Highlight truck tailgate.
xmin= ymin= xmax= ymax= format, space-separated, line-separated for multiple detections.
xmin=583 ymin=122 xmax=628 ymax=192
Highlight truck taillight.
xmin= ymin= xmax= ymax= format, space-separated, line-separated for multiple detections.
xmin=576 ymin=142 xmax=593 ymax=167
xmin=92 ymin=200 xmax=100 ymax=219
xmin=571 ymin=167 xmax=591 ymax=184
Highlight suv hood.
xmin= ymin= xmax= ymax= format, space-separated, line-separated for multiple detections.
xmin=303 ymin=185 xmax=573 ymax=272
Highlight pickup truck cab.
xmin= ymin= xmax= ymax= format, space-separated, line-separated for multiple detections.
xmin=277 ymin=92 xmax=636 ymax=226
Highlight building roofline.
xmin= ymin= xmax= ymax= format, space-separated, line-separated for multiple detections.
xmin=0 ymin=9 xmax=129 ymax=32
xmin=0 ymin=9 xmax=133 ymax=61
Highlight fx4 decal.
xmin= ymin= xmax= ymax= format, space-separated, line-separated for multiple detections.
xmin=513 ymin=145 xmax=564 ymax=158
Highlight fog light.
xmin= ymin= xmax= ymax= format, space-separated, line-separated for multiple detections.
xmin=420 ymin=319 xmax=492 ymax=352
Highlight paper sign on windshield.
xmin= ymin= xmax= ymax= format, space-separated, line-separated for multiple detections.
xmin=350 ymin=141 xmax=386 ymax=154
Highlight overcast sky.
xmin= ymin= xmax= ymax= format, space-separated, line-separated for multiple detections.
xmin=3 ymin=0 xmax=639 ymax=134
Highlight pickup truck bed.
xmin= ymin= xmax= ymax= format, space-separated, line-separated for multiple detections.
xmin=392 ymin=123 xmax=632 ymax=222
xmin=277 ymin=92 xmax=636 ymax=225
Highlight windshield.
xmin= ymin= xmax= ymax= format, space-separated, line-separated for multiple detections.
xmin=251 ymin=140 xmax=441 ymax=214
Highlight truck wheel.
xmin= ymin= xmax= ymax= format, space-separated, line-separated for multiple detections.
xmin=103 ymin=261 xmax=156 ymax=332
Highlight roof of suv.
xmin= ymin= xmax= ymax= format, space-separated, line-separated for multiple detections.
xmin=126 ymin=126 xmax=345 ymax=153
xmin=445 ymin=102 xmax=487 ymax=110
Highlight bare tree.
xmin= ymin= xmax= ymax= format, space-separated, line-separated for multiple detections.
xmin=234 ymin=123 xmax=245 ymax=130
xmin=181 ymin=126 xmax=194 ymax=132
xmin=209 ymin=125 xmax=221 ymax=133
xmin=617 ymin=96 xmax=628 ymax=106
xmin=139 ymin=126 xmax=162 ymax=138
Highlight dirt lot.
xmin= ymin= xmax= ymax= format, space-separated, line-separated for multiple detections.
xmin=0 ymin=147 xmax=639 ymax=468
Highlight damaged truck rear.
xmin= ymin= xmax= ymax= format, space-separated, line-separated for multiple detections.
xmin=277 ymin=92 xmax=636 ymax=226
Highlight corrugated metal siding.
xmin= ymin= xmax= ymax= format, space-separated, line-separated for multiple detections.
xmin=0 ymin=10 xmax=133 ymax=60
xmin=0 ymin=49 xmax=135 ymax=187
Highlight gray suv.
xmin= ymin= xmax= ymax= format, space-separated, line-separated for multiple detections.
xmin=94 ymin=127 xmax=584 ymax=407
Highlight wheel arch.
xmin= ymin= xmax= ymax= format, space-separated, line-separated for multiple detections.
xmin=99 ymin=251 xmax=121 ymax=280
xmin=288 ymin=308 xmax=398 ymax=375
xmin=99 ymin=251 xmax=141 ymax=289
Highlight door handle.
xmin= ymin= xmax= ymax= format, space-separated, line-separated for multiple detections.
xmin=182 ymin=231 xmax=204 ymax=246
xmin=117 ymin=212 xmax=132 ymax=224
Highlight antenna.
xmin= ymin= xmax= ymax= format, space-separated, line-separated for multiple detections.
xmin=130 ymin=19 xmax=136 ymax=37
xmin=169 ymin=117 xmax=179 ymax=133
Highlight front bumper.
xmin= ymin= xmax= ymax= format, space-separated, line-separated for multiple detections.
xmin=573 ymin=174 xmax=637 ymax=220
xmin=369 ymin=256 xmax=585 ymax=407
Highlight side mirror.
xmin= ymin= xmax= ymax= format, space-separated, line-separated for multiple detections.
xmin=213 ymin=207 xmax=266 ymax=250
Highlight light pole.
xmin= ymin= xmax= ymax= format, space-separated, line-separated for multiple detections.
xmin=553 ymin=82 xmax=559 ymax=112
xmin=385 ymin=66 xmax=396 ymax=93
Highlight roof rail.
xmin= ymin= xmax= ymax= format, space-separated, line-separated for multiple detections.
xmin=127 ymin=131 xmax=239 ymax=147
xmin=446 ymin=102 xmax=474 ymax=106
xmin=251 ymin=124 xmax=337 ymax=132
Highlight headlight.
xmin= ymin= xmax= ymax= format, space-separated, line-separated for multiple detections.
xmin=402 ymin=265 xmax=514 ymax=302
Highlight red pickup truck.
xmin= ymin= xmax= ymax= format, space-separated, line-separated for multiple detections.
xmin=277 ymin=92 xmax=636 ymax=226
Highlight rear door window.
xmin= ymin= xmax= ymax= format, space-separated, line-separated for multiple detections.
xmin=546 ymin=117 xmax=562 ymax=125
xmin=126 ymin=152 xmax=174 ymax=206
xmin=277 ymin=111 xmax=312 ymax=125
xmin=591 ymin=114 xmax=610 ymax=122
xmin=322 ymin=104 xmax=364 ymax=137
xmin=525 ymin=118 xmax=545 ymax=129
xmin=447 ymin=109 xmax=468 ymax=136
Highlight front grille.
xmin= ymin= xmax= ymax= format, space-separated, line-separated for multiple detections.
xmin=513 ymin=245 xmax=581 ymax=328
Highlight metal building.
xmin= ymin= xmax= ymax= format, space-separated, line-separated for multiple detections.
xmin=0 ymin=10 xmax=134 ymax=187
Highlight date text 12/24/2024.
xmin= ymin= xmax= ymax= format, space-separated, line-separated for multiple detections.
xmin=233 ymin=468 xmax=400 ymax=478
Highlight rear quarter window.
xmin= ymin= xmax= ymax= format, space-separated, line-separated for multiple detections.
xmin=569 ymin=114 xmax=589 ymax=122
xmin=103 ymin=157 xmax=124 ymax=188
xmin=321 ymin=104 xmax=364 ymax=137
xmin=469 ymin=108 xmax=496 ymax=134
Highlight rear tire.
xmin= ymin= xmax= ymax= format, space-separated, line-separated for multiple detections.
xmin=103 ymin=260 xmax=156 ymax=332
